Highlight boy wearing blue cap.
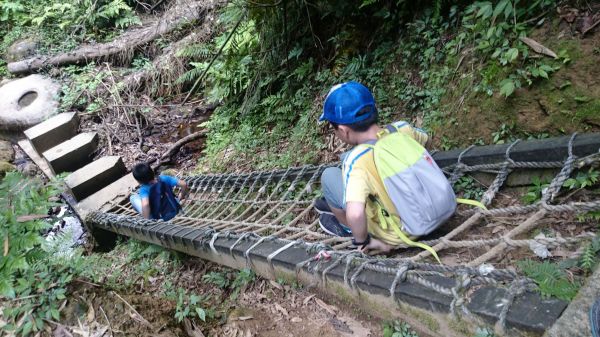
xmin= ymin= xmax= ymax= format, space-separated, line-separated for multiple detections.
xmin=316 ymin=82 xmax=431 ymax=253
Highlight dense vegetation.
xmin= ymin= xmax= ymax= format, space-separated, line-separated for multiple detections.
xmin=179 ymin=0 xmax=579 ymax=171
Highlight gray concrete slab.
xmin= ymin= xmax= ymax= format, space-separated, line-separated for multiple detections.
xmin=65 ymin=156 xmax=126 ymax=201
xmin=17 ymin=138 xmax=55 ymax=179
xmin=24 ymin=112 xmax=79 ymax=153
xmin=42 ymin=132 xmax=98 ymax=174
xmin=75 ymin=173 xmax=138 ymax=219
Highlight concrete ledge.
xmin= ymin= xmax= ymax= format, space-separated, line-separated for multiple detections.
xmin=75 ymin=173 xmax=138 ymax=219
xmin=87 ymin=213 xmax=567 ymax=337
xmin=65 ymin=156 xmax=126 ymax=201
xmin=432 ymin=133 xmax=600 ymax=168
xmin=42 ymin=132 xmax=99 ymax=174
xmin=23 ymin=112 xmax=79 ymax=153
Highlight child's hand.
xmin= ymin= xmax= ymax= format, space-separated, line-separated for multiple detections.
xmin=358 ymin=238 xmax=393 ymax=254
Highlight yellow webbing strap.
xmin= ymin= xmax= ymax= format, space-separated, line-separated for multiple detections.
xmin=456 ymin=198 xmax=488 ymax=210
xmin=371 ymin=197 xmax=442 ymax=264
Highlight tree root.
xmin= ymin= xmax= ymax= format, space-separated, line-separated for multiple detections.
xmin=7 ymin=0 xmax=210 ymax=74
xmin=155 ymin=130 xmax=207 ymax=167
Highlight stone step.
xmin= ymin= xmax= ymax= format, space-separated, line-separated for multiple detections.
xmin=23 ymin=112 xmax=79 ymax=154
xmin=43 ymin=132 xmax=99 ymax=175
xmin=75 ymin=173 xmax=139 ymax=219
xmin=65 ymin=156 xmax=127 ymax=201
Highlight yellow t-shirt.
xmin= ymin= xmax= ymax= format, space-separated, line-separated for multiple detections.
xmin=342 ymin=121 xmax=429 ymax=245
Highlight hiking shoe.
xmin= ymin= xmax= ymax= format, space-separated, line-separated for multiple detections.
xmin=314 ymin=197 xmax=334 ymax=215
xmin=591 ymin=298 xmax=600 ymax=337
xmin=319 ymin=213 xmax=352 ymax=237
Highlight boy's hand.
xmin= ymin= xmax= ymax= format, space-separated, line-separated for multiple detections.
xmin=358 ymin=237 xmax=393 ymax=254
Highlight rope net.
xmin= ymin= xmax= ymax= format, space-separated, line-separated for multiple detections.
xmin=93 ymin=134 xmax=600 ymax=328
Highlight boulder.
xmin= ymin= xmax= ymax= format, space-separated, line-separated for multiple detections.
xmin=5 ymin=39 xmax=38 ymax=62
xmin=0 ymin=140 xmax=14 ymax=162
xmin=0 ymin=161 xmax=15 ymax=177
xmin=0 ymin=75 xmax=60 ymax=131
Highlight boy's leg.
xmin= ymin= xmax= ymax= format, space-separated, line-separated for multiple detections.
xmin=320 ymin=167 xmax=346 ymax=219
xmin=319 ymin=167 xmax=351 ymax=236
xmin=130 ymin=193 xmax=142 ymax=214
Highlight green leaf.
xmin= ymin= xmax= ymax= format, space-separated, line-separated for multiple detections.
xmin=196 ymin=307 xmax=206 ymax=321
xmin=493 ymin=0 xmax=509 ymax=19
xmin=499 ymin=79 xmax=516 ymax=97
xmin=50 ymin=308 xmax=60 ymax=320
xmin=506 ymin=48 xmax=519 ymax=62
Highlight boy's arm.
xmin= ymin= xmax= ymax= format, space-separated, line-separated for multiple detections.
xmin=346 ymin=201 xmax=369 ymax=242
xmin=141 ymin=197 xmax=151 ymax=219
xmin=176 ymin=179 xmax=189 ymax=200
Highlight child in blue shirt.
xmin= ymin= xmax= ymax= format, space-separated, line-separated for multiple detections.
xmin=130 ymin=163 xmax=188 ymax=220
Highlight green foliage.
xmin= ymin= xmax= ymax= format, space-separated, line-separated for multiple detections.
xmin=203 ymin=271 xmax=230 ymax=288
xmin=579 ymin=236 xmax=600 ymax=273
xmin=462 ymin=0 xmax=560 ymax=97
xmin=453 ymin=176 xmax=485 ymax=200
xmin=174 ymin=288 xmax=210 ymax=323
xmin=522 ymin=176 xmax=549 ymax=204
xmin=0 ymin=172 xmax=90 ymax=336
xmin=60 ymin=64 xmax=108 ymax=113
xmin=383 ymin=320 xmax=420 ymax=337
xmin=517 ymin=259 xmax=579 ymax=300
xmin=563 ymin=168 xmax=599 ymax=190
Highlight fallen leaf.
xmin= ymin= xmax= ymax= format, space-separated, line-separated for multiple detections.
xmin=492 ymin=226 xmax=506 ymax=234
xmin=237 ymin=316 xmax=253 ymax=321
xmin=86 ymin=303 xmax=95 ymax=323
xmin=302 ymin=294 xmax=315 ymax=306
xmin=183 ymin=318 xmax=206 ymax=337
xmin=520 ymin=37 xmax=558 ymax=58
xmin=290 ymin=317 xmax=303 ymax=323
xmin=314 ymin=298 xmax=336 ymax=315
xmin=16 ymin=214 xmax=50 ymax=222
xmin=3 ymin=236 xmax=8 ymax=256
xmin=274 ymin=303 xmax=289 ymax=317
xmin=269 ymin=280 xmax=283 ymax=291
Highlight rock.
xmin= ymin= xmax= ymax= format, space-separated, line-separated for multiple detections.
xmin=0 ymin=75 xmax=60 ymax=131
xmin=5 ymin=39 xmax=38 ymax=62
xmin=0 ymin=161 xmax=15 ymax=177
xmin=0 ymin=140 xmax=14 ymax=162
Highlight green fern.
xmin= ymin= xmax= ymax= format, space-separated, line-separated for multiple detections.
xmin=517 ymin=260 xmax=580 ymax=301
xmin=580 ymin=244 xmax=596 ymax=273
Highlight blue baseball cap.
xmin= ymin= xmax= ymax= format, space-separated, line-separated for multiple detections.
xmin=319 ymin=81 xmax=377 ymax=125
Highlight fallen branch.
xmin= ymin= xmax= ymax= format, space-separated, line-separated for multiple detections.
xmin=583 ymin=19 xmax=600 ymax=36
xmin=156 ymin=130 xmax=207 ymax=166
xmin=7 ymin=0 xmax=208 ymax=74
xmin=113 ymin=292 xmax=152 ymax=328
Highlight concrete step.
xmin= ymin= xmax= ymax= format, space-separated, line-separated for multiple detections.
xmin=43 ymin=132 xmax=99 ymax=174
xmin=65 ymin=156 xmax=127 ymax=201
xmin=75 ymin=173 xmax=139 ymax=219
xmin=23 ymin=112 xmax=79 ymax=154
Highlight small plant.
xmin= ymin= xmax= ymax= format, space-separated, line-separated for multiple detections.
xmin=522 ymin=176 xmax=549 ymax=204
xmin=563 ymin=168 xmax=599 ymax=190
xmin=491 ymin=123 xmax=516 ymax=144
xmin=453 ymin=176 xmax=485 ymax=200
xmin=383 ymin=320 xmax=419 ymax=337
xmin=202 ymin=271 xmax=230 ymax=288
xmin=174 ymin=288 xmax=209 ymax=323
xmin=517 ymin=260 xmax=579 ymax=301
xmin=579 ymin=236 xmax=600 ymax=273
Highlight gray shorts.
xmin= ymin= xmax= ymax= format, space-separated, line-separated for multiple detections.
xmin=321 ymin=167 xmax=344 ymax=210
